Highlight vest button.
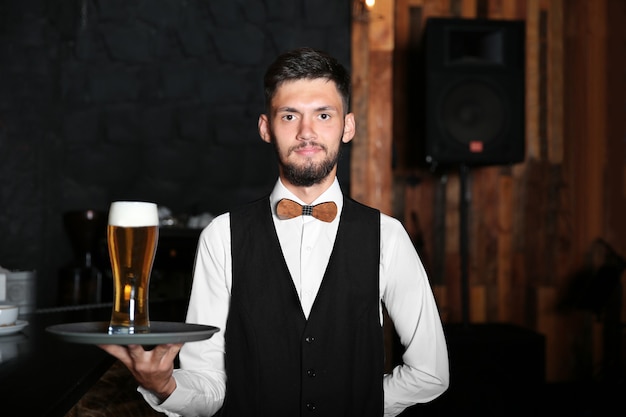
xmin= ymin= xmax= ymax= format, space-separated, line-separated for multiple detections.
xmin=306 ymin=402 xmax=316 ymax=411
xmin=305 ymin=336 xmax=315 ymax=343
xmin=306 ymin=368 xmax=316 ymax=377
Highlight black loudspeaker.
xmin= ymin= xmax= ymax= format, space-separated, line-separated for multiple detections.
xmin=423 ymin=18 xmax=525 ymax=166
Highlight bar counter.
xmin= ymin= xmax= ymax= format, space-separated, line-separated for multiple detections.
xmin=0 ymin=299 xmax=187 ymax=416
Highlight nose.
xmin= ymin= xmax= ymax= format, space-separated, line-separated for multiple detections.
xmin=297 ymin=117 xmax=316 ymax=141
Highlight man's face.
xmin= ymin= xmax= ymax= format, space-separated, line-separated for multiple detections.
xmin=258 ymin=78 xmax=355 ymax=187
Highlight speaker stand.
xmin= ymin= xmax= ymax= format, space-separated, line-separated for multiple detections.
xmin=460 ymin=164 xmax=470 ymax=327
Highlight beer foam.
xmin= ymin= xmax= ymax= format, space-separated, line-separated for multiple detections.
xmin=108 ymin=201 xmax=159 ymax=227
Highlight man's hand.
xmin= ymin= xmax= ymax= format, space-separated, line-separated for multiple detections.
xmin=98 ymin=343 xmax=183 ymax=401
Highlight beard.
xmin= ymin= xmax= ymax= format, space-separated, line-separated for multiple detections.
xmin=272 ymin=139 xmax=341 ymax=187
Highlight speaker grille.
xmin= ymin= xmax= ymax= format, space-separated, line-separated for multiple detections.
xmin=440 ymin=80 xmax=506 ymax=146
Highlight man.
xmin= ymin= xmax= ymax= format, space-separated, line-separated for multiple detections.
xmin=100 ymin=47 xmax=449 ymax=416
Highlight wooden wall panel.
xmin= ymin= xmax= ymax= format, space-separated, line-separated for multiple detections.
xmin=392 ymin=0 xmax=411 ymax=174
xmin=604 ymin=0 xmax=626 ymax=257
xmin=352 ymin=0 xmax=623 ymax=382
xmin=547 ymin=0 xmax=564 ymax=164
xmin=351 ymin=0 xmax=396 ymax=371
xmin=350 ymin=12 xmax=370 ymax=205
xmin=525 ymin=0 xmax=541 ymax=160
xmin=497 ymin=173 xmax=514 ymax=321
xmin=460 ymin=0 xmax=478 ymax=18
xmin=353 ymin=0 xmax=395 ymax=215
xmin=579 ymin=1 xmax=607 ymax=249
xmin=444 ymin=175 xmax=462 ymax=319
xmin=367 ymin=50 xmax=394 ymax=215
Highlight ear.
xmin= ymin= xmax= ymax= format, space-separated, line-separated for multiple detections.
xmin=258 ymin=114 xmax=271 ymax=144
xmin=342 ymin=113 xmax=356 ymax=144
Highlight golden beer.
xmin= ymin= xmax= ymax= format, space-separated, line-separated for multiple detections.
xmin=107 ymin=202 xmax=159 ymax=334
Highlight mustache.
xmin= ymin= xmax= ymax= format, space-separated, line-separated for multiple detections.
xmin=288 ymin=141 xmax=327 ymax=154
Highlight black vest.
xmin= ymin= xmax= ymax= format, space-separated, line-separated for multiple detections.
xmin=220 ymin=196 xmax=383 ymax=417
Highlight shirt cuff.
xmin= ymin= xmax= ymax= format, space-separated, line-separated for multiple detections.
xmin=137 ymin=386 xmax=184 ymax=417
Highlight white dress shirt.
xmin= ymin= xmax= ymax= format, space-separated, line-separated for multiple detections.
xmin=139 ymin=178 xmax=449 ymax=416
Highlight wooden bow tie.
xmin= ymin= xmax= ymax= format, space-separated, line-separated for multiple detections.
xmin=276 ymin=198 xmax=337 ymax=222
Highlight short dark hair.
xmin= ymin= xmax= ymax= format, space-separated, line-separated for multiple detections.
xmin=263 ymin=47 xmax=351 ymax=114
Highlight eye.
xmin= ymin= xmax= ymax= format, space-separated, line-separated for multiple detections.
xmin=319 ymin=113 xmax=330 ymax=120
xmin=282 ymin=114 xmax=295 ymax=121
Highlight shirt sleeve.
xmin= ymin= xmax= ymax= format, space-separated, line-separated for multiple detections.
xmin=379 ymin=215 xmax=449 ymax=416
xmin=138 ymin=214 xmax=231 ymax=417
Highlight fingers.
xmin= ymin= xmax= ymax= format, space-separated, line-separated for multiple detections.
xmin=97 ymin=343 xmax=183 ymax=371
xmin=98 ymin=343 xmax=182 ymax=396
xmin=126 ymin=343 xmax=183 ymax=361
xmin=125 ymin=343 xmax=182 ymax=376
xmin=123 ymin=344 xmax=182 ymax=397
xmin=98 ymin=343 xmax=182 ymax=356
xmin=157 ymin=343 xmax=184 ymax=361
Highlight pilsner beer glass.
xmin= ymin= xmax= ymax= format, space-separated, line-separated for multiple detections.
xmin=107 ymin=201 xmax=159 ymax=334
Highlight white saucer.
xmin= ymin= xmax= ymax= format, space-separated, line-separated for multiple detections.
xmin=0 ymin=320 xmax=28 ymax=337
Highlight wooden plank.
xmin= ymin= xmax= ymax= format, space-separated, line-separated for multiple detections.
xmin=460 ymin=0 xmax=477 ymax=18
xmin=475 ymin=3 xmax=517 ymax=322
xmin=393 ymin=0 xmax=411 ymax=171
xmin=470 ymin=167 xmax=499 ymax=322
xmin=422 ymin=0 xmax=451 ymax=19
xmin=488 ymin=0 xmax=518 ymax=18
xmin=511 ymin=253 xmax=527 ymax=325
xmin=432 ymin=285 xmax=449 ymax=322
xmin=470 ymin=284 xmax=487 ymax=322
xmin=581 ymin=0 xmax=606 ymax=244
xmin=415 ymin=175 xmax=449 ymax=288
xmin=518 ymin=0 xmax=542 ymax=329
xmin=579 ymin=0 xmax=611 ymax=376
xmin=514 ymin=0 xmax=528 ymax=17
xmin=369 ymin=0 xmax=395 ymax=51
xmin=604 ymin=0 xmax=626 ymax=264
xmin=497 ymin=173 xmax=514 ymax=321
xmin=554 ymin=167 xmax=573 ymax=290
xmin=444 ymin=174 xmax=460 ymax=255
xmin=563 ymin=1 xmax=585 ymax=262
xmin=471 ymin=168 xmax=499 ymax=287
xmin=564 ymin=0 xmax=606 ymax=260
xmin=446 ymin=253 xmax=463 ymax=322
xmin=366 ymin=50 xmax=394 ymax=214
xmin=357 ymin=0 xmax=396 ymax=369
xmin=444 ymin=175 xmax=462 ymax=321
xmin=482 ymin=0 xmax=519 ymax=325
xmin=404 ymin=181 xmax=437 ymax=277
xmin=547 ymin=0 xmax=564 ymax=164
xmin=350 ymin=12 xmax=370 ymax=205
xmin=508 ymin=1 xmax=531 ymax=324
xmin=525 ymin=0 xmax=541 ymax=161
xmin=362 ymin=0 xmax=394 ymax=214
xmin=509 ymin=0 xmax=531 ymax=325
xmin=503 ymin=0 xmax=520 ymax=18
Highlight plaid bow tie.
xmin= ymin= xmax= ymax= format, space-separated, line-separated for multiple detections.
xmin=276 ymin=198 xmax=337 ymax=222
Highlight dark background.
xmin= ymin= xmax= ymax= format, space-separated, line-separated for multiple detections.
xmin=0 ymin=0 xmax=352 ymax=308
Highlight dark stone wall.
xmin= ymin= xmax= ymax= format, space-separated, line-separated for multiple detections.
xmin=0 ymin=0 xmax=352 ymax=308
